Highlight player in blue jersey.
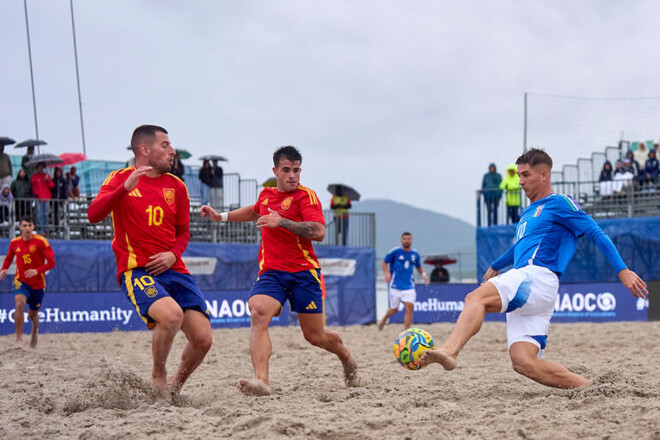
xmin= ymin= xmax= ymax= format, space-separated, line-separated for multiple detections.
xmin=419 ymin=148 xmax=647 ymax=388
xmin=378 ymin=232 xmax=429 ymax=330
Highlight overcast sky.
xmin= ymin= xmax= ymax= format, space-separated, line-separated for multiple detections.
xmin=2 ymin=0 xmax=660 ymax=225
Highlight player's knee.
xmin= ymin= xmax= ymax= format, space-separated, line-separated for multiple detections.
xmin=303 ymin=329 xmax=325 ymax=347
xmin=191 ymin=329 xmax=213 ymax=353
xmin=511 ymin=354 xmax=537 ymax=378
xmin=464 ymin=290 xmax=486 ymax=309
xmin=158 ymin=308 xmax=184 ymax=331
xmin=249 ymin=306 xmax=273 ymax=328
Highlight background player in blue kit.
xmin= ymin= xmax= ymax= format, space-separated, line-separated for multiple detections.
xmin=378 ymin=232 xmax=429 ymax=330
xmin=419 ymin=148 xmax=647 ymax=388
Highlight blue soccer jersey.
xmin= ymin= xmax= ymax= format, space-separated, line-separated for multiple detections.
xmin=383 ymin=247 xmax=422 ymax=290
xmin=491 ymin=193 xmax=627 ymax=277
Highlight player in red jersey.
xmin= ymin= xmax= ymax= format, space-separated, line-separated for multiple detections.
xmin=0 ymin=216 xmax=55 ymax=348
xmin=201 ymin=146 xmax=359 ymax=396
xmin=88 ymin=125 xmax=212 ymax=395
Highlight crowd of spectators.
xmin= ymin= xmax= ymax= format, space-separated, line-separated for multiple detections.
xmin=0 ymin=147 xmax=81 ymax=233
xmin=599 ymin=142 xmax=659 ymax=196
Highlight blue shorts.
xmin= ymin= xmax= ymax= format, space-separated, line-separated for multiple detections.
xmin=121 ymin=269 xmax=210 ymax=329
xmin=250 ymin=269 xmax=323 ymax=314
xmin=13 ymin=280 xmax=45 ymax=311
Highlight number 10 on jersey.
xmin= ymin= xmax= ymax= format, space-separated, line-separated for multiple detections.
xmin=145 ymin=205 xmax=164 ymax=226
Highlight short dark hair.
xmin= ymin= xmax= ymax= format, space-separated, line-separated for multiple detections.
xmin=130 ymin=125 xmax=168 ymax=153
xmin=20 ymin=215 xmax=34 ymax=225
xmin=273 ymin=146 xmax=302 ymax=167
xmin=401 ymin=232 xmax=412 ymax=237
xmin=516 ymin=147 xmax=553 ymax=170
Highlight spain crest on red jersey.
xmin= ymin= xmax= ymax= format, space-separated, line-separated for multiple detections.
xmin=163 ymin=188 xmax=175 ymax=205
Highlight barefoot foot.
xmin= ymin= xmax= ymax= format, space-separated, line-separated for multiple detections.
xmin=14 ymin=340 xmax=23 ymax=350
xmin=29 ymin=332 xmax=38 ymax=348
xmin=237 ymin=378 xmax=271 ymax=396
xmin=167 ymin=376 xmax=183 ymax=395
xmin=377 ymin=320 xmax=385 ymax=331
xmin=342 ymin=357 xmax=360 ymax=387
xmin=418 ymin=349 xmax=456 ymax=370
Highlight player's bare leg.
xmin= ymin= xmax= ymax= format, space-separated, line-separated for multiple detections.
xmin=419 ymin=282 xmax=502 ymax=369
xmin=148 ymin=297 xmax=184 ymax=394
xmin=378 ymin=307 xmax=399 ymax=331
xmin=299 ymin=313 xmax=359 ymax=387
xmin=13 ymin=295 xmax=26 ymax=349
xmin=237 ymin=295 xmax=280 ymax=396
xmin=509 ymin=342 xmax=590 ymax=388
xmin=169 ymin=309 xmax=213 ymax=394
xmin=403 ymin=302 xmax=414 ymax=329
xmin=28 ymin=309 xmax=39 ymax=348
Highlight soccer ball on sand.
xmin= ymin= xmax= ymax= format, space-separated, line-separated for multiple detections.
xmin=393 ymin=327 xmax=436 ymax=370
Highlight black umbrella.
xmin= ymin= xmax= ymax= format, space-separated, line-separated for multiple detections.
xmin=327 ymin=183 xmax=360 ymax=201
xmin=199 ymin=155 xmax=228 ymax=162
xmin=25 ymin=153 xmax=63 ymax=167
xmin=0 ymin=137 xmax=16 ymax=146
xmin=14 ymin=139 xmax=47 ymax=148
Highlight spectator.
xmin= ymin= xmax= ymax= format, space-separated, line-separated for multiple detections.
xmin=0 ymin=184 xmax=13 ymax=225
xmin=11 ymin=168 xmax=32 ymax=220
xmin=198 ymin=159 xmax=212 ymax=206
xmin=0 ymin=145 xmax=12 ymax=188
xmin=430 ymin=262 xmax=450 ymax=283
xmin=641 ymin=149 xmax=659 ymax=188
xmin=209 ymin=159 xmax=224 ymax=209
xmin=51 ymin=167 xmax=68 ymax=228
xmin=171 ymin=152 xmax=185 ymax=181
xmin=21 ymin=146 xmax=35 ymax=178
xmin=598 ymin=161 xmax=614 ymax=196
xmin=330 ymin=187 xmax=351 ymax=246
xmin=500 ymin=163 xmax=521 ymax=224
xmin=30 ymin=163 xmax=53 ymax=233
xmin=633 ymin=142 xmax=648 ymax=171
xmin=612 ymin=160 xmax=630 ymax=193
xmin=66 ymin=166 xmax=80 ymax=199
xmin=481 ymin=163 xmax=502 ymax=226
xmin=625 ymin=150 xmax=640 ymax=177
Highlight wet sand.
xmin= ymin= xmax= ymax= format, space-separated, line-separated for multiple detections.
xmin=1 ymin=321 xmax=659 ymax=439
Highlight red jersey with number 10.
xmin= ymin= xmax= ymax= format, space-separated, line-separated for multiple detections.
xmin=253 ymin=185 xmax=325 ymax=274
xmin=92 ymin=168 xmax=190 ymax=282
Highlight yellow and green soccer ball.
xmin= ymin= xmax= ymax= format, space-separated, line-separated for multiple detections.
xmin=393 ymin=327 xmax=436 ymax=370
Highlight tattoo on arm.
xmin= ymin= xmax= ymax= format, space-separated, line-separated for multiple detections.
xmin=279 ymin=219 xmax=322 ymax=240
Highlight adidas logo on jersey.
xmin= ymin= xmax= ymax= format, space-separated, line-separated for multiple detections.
xmin=305 ymin=301 xmax=317 ymax=310
xmin=129 ymin=189 xmax=142 ymax=197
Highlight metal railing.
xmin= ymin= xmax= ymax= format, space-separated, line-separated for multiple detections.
xmin=1 ymin=198 xmax=376 ymax=248
xmin=476 ymin=179 xmax=660 ymax=226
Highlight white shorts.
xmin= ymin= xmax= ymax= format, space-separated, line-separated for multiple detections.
xmin=388 ymin=287 xmax=416 ymax=309
xmin=488 ymin=265 xmax=559 ymax=357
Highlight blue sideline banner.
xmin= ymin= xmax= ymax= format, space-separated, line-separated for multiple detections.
xmin=388 ymin=283 xmax=648 ymax=325
xmin=0 ymin=291 xmax=289 ymax=335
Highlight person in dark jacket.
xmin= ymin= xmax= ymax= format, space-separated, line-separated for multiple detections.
xmin=598 ymin=161 xmax=614 ymax=196
xmin=481 ymin=163 xmax=502 ymax=226
xmin=641 ymin=149 xmax=659 ymax=187
xmin=198 ymin=160 xmax=212 ymax=206
xmin=171 ymin=153 xmax=185 ymax=182
xmin=51 ymin=167 xmax=68 ymax=228
xmin=10 ymin=168 xmax=32 ymax=220
xmin=209 ymin=159 xmax=224 ymax=209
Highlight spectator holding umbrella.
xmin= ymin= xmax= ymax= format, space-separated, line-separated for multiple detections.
xmin=198 ymin=159 xmax=212 ymax=206
xmin=171 ymin=152 xmax=185 ymax=182
xmin=11 ymin=168 xmax=32 ymax=220
xmin=0 ymin=184 xmax=13 ymax=226
xmin=328 ymin=183 xmax=359 ymax=246
xmin=210 ymin=159 xmax=224 ymax=209
xmin=21 ymin=146 xmax=35 ymax=177
xmin=425 ymin=255 xmax=456 ymax=283
xmin=30 ymin=163 xmax=53 ymax=233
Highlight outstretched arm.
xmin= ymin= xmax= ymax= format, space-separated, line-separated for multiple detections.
xmin=201 ymin=204 xmax=260 ymax=222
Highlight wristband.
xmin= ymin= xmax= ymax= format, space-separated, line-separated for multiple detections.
xmin=220 ymin=212 xmax=229 ymax=222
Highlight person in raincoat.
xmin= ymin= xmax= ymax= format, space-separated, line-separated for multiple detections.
xmin=481 ymin=163 xmax=502 ymax=226
xmin=500 ymin=163 xmax=521 ymax=224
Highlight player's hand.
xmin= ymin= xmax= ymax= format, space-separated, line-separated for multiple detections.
xmin=384 ymin=272 xmax=392 ymax=283
xmin=123 ymin=166 xmax=153 ymax=192
xmin=423 ymin=273 xmax=430 ymax=286
xmin=146 ymin=251 xmax=177 ymax=277
xmin=24 ymin=269 xmax=38 ymax=278
xmin=618 ymin=268 xmax=648 ymax=299
xmin=0 ymin=269 xmax=6 ymax=281
xmin=482 ymin=266 xmax=500 ymax=284
xmin=256 ymin=208 xmax=281 ymax=229
xmin=200 ymin=205 xmax=221 ymax=222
